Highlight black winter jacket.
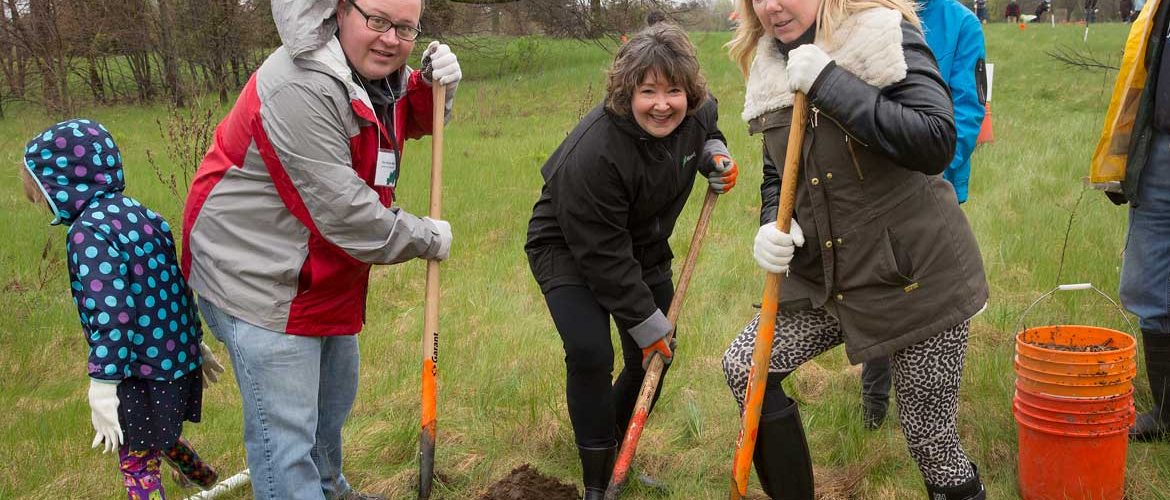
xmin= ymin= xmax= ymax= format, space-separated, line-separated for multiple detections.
xmin=526 ymin=99 xmax=725 ymax=345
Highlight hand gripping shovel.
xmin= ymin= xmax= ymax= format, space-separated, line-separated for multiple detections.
xmin=418 ymin=81 xmax=446 ymax=500
xmin=728 ymin=92 xmax=807 ymax=500
xmin=604 ymin=189 xmax=720 ymax=499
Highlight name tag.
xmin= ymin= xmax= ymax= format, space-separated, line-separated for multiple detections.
xmin=375 ymin=148 xmax=398 ymax=188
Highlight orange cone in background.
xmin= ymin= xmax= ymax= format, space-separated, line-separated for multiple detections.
xmin=977 ymin=101 xmax=994 ymax=144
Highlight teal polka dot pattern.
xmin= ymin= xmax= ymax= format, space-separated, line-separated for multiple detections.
xmin=25 ymin=119 xmax=204 ymax=383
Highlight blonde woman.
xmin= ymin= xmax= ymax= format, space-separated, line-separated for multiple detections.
xmin=720 ymin=0 xmax=988 ymax=497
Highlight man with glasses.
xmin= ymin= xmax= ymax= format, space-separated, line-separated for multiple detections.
xmin=182 ymin=0 xmax=461 ymax=498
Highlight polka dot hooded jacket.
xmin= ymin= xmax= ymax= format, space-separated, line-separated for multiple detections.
xmin=23 ymin=119 xmax=203 ymax=382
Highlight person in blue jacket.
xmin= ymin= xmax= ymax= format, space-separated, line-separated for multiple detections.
xmin=859 ymin=0 xmax=987 ymax=429
xmin=19 ymin=118 xmax=225 ymax=499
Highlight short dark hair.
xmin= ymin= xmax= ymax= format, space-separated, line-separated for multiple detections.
xmin=604 ymin=23 xmax=707 ymax=118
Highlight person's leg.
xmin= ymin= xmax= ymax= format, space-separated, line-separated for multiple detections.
xmin=613 ymin=279 xmax=675 ymax=433
xmin=722 ymin=307 xmax=843 ymax=407
xmin=199 ymin=298 xmax=325 ymax=500
xmin=860 ymin=357 xmax=892 ymax=429
xmin=120 ymin=447 xmax=165 ymax=500
xmin=1120 ymin=131 xmax=1170 ymax=440
xmin=544 ymin=285 xmax=619 ymax=499
xmin=892 ymin=320 xmax=984 ymax=499
xmin=609 ymin=280 xmax=675 ymax=492
xmin=315 ymin=336 xmax=361 ymax=498
xmin=722 ymin=307 xmax=844 ymax=499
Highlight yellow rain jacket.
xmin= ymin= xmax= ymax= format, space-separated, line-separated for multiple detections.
xmin=1089 ymin=0 xmax=1166 ymax=205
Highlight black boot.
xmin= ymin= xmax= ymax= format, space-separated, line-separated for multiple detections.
xmin=861 ymin=357 xmax=892 ymax=430
xmin=925 ymin=463 xmax=985 ymax=500
xmin=754 ymin=397 xmax=814 ymax=499
xmin=579 ymin=444 xmax=617 ymax=500
xmin=1131 ymin=330 xmax=1170 ymax=441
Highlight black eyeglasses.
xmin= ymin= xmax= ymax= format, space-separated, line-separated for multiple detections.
xmin=346 ymin=0 xmax=422 ymax=41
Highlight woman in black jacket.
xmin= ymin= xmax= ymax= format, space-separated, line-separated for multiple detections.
xmin=721 ymin=0 xmax=989 ymax=497
xmin=525 ymin=23 xmax=738 ymax=500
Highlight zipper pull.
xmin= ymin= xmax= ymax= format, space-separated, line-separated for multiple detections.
xmin=810 ymin=105 xmax=820 ymax=128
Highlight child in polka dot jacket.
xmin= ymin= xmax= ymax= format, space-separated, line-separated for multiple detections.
xmin=19 ymin=119 xmax=225 ymax=499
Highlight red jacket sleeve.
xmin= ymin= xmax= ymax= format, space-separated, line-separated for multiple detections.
xmin=396 ymin=69 xmax=436 ymax=143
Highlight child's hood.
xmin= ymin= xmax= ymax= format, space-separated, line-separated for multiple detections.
xmin=23 ymin=118 xmax=126 ymax=225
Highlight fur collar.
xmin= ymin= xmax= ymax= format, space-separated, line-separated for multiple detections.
xmin=742 ymin=8 xmax=908 ymax=122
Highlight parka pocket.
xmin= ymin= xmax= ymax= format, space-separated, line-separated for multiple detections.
xmin=881 ymin=228 xmax=916 ymax=285
xmin=833 ymin=221 xmax=915 ymax=291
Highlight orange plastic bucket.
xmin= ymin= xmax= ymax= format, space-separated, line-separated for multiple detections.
xmin=1014 ymin=360 xmax=1135 ymax=400
xmin=1016 ymin=325 xmax=1135 ymax=365
xmin=1015 ymin=354 xmax=1136 ymax=377
xmin=1014 ymin=381 xmax=1134 ymax=415
xmin=1014 ymin=359 xmax=1136 ymax=386
xmin=1014 ymin=398 xmax=1133 ymax=500
xmin=1015 ymin=373 xmax=1132 ymax=398
xmin=1015 ymin=325 xmax=1137 ymax=398
xmin=1014 ymin=395 xmax=1134 ymax=427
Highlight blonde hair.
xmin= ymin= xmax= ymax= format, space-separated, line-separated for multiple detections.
xmin=18 ymin=166 xmax=44 ymax=205
xmin=605 ymin=23 xmax=708 ymax=118
xmin=726 ymin=0 xmax=920 ymax=76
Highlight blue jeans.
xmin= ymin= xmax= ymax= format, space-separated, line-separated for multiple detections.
xmin=199 ymin=298 xmax=359 ymax=500
xmin=1120 ymin=130 xmax=1170 ymax=334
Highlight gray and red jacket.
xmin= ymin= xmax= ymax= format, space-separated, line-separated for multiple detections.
xmin=182 ymin=2 xmax=448 ymax=336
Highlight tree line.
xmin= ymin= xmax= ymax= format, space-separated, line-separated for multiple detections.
xmin=1 ymin=0 xmax=280 ymax=116
xmin=0 ymin=0 xmax=733 ymax=117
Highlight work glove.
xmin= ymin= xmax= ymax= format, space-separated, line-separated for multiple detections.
xmin=641 ymin=336 xmax=676 ymax=370
xmin=199 ymin=342 xmax=225 ymax=388
xmin=88 ymin=379 xmax=122 ymax=453
xmin=422 ymin=41 xmax=462 ymax=87
xmin=699 ymin=139 xmax=738 ymax=194
xmin=754 ymin=219 xmax=805 ymax=274
xmin=706 ymin=155 xmax=739 ymax=194
xmin=786 ymin=44 xmax=833 ymax=95
xmin=425 ymin=218 xmax=452 ymax=261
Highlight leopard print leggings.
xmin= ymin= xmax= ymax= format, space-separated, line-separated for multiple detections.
xmin=722 ymin=307 xmax=976 ymax=488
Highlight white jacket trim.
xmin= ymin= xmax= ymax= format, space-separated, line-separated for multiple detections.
xmin=743 ymin=8 xmax=909 ymax=122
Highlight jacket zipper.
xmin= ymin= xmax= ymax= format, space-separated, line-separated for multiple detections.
xmin=845 ymin=136 xmax=865 ymax=181
xmin=809 ymin=104 xmax=870 ymax=147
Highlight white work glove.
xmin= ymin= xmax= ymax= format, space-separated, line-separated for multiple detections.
xmin=422 ymin=41 xmax=462 ymax=87
xmin=786 ymin=45 xmax=833 ymax=95
xmin=199 ymin=342 xmax=225 ymax=388
xmin=425 ymin=218 xmax=452 ymax=261
xmin=754 ymin=219 xmax=805 ymax=274
xmin=88 ymin=379 xmax=123 ymax=453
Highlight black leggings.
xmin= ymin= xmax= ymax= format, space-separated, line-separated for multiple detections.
xmin=543 ymin=282 xmax=674 ymax=448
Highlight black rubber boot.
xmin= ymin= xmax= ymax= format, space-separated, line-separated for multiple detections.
xmin=925 ymin=463 xmax=985 ymax=500
xmin=861 ymin=356 xmax=892 ymax=430
xmin=753 ymin=378 xmax=814 ymax=500
xmin=1131 ymin=330 xmax=1170 ymax=441
xmin=579 ymin=444 xmax=617 ymax=500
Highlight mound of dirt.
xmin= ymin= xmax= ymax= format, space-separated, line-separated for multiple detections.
xmin=477 ymin=463 xmax=581 ymax=500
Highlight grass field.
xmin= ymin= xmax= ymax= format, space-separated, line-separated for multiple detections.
xmin=2 ymin=21 xmax=1169 ymax=499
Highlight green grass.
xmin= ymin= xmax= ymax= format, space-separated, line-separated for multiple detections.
xmin=1 ymin=23 xmax=1169 ymax=499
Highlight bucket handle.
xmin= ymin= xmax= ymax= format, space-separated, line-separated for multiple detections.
xmin=1015 ymin=283 xmax=1137 ymax=335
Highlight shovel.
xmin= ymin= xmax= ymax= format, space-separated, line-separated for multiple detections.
xmin=605 ymin=188 xmax=720 ymax=499
xmin=418 ymin=80 xmax=446 ymax=500
xmin=729 ymin=92 xmax=807 ymax=500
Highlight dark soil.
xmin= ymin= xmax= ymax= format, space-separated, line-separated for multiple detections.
xmin=477 ymin=464 xmax=581 ymax=500
xmin=1026 ymin=338 xmax=1119 ymax=352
